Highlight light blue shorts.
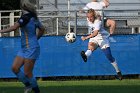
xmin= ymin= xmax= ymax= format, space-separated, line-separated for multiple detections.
xmin=17 ymin=47 xmax=40 ymax=60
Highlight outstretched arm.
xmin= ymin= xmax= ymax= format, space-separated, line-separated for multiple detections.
xmin=102 ymin=0 xmax=110 ymax=8
xmin=81 ymin=30 xmax=98 ymax=41
xmin=0 ymin=22 xmax=20 ymax=33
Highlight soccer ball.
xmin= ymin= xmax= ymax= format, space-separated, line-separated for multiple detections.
xmin=65 ymin=32 xmax=76 ymax=43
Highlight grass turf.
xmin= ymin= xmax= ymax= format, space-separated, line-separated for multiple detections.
xmin=0 ymin=79 xmax=140 ymax=93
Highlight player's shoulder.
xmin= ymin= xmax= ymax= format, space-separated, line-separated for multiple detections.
xmin=19 ymin=13 xmax=33 ymax=22
xmin=18 ymin=13 xmax=35 ymax=27
xmin=94 ymin=19 xmax=101 ymax=24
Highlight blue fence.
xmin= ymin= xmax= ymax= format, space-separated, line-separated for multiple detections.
xmin=0 ymin=34 xmax=140 ymax=78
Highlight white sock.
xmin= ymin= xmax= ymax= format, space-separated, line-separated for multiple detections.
xmin=111 ymin=61 xmax=120 ymax=73
xmin=85 ymin=50 xmax=92 ymax=57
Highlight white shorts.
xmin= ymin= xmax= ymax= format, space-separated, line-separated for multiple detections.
xmin=89 ymin=37 xmax=110 ymax=49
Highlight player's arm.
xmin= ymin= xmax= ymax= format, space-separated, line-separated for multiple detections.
xmin=37 ymin=24 xmax=45 ymax=40
xmin=81 ymin=20 xmax=101 ymax=41
xmin=81 ymin=30 xmax=98 ymax=41
xmin=0 ymin=22 xmax=20 ymax=33
xmin=102 ymin=0 xmax=110 ymax=8
xmin=0 ymin=13 xmax=32 ymax=33
xmin=37 ymin=27 xmax=45 ymax=40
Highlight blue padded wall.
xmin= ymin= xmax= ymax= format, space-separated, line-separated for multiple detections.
xmin=0 ymin=34 xmax=140 ymax=78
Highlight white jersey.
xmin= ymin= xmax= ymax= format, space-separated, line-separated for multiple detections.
xmin=87 ymin=19 xmax=110 ymax=49
xmin=87 ymin=19 xmax=109 ymax=39
xmin=83 ymin=1 xmax=106 ymax=17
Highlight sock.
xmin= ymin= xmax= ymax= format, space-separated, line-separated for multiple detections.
xmin=29 ymin=77 xmax=40 ymax=93
xmin=16 ymin=70 xmax=30 ymax=87
xmin=85 ymin=50 xmax=92 ymax=57
xmin=32 ymin=86 xmax=40 ymax=93
xmin=111 ymin=61 xmax=120 ymax=73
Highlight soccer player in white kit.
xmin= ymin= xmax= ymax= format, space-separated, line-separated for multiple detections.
xmin=81 ymin=9 xmax=122 ymax=80
xmin=82 ymin=0 xmax=116 ymax=35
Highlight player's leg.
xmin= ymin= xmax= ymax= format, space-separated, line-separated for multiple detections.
xmin=105 ymin=19 xmax=116 ymax=35
xmin=23 ymin=47 xmax=40 ymax=93
xmin=12 ymin=56 xmax=30 ymax=87
xmin=24 ymin=59 xmax=40 ymax=93
xmin=81 ymin=42 xmax=98 ymax=62
xmin=99 ymin=38 xmax=122 ymax=80
xmin=102 ymin=47 xmax=122 ymax=80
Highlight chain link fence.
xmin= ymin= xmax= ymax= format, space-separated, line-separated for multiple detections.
xmin=0 ymin=9 xmax=140 ymax=37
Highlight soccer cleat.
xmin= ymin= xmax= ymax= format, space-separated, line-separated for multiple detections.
xmin=24 ymin=87 xmax=32 ymax=93
xmin=81 ymin=51 xmax=87 ymax=62
xmin=117 ymin=71 xmax=123 ymax=80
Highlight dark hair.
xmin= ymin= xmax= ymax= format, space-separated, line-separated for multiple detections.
xmin=21 ymin=7 xmax=38 ymax=20
xmin=29 ymin=10 xmax=38 ymax=20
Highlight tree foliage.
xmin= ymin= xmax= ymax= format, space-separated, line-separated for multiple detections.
xmin=0 ymin=0 xmax=20 ymax=10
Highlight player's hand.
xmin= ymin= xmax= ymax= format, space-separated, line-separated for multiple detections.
xmin=81 ymin=36 xmax=86 ymax=41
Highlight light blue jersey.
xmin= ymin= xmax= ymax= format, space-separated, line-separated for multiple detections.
xmin=18 ymin=13 xmax=43 ymax=49
xmin=17 ymin=13 xmax=43 ymax=60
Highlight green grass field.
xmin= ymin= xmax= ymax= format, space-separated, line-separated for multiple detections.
xmin=0 ymin=79 xmax=140 ymax=93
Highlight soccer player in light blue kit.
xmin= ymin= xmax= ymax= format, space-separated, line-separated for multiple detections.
xmin=81 ymin=9 xmax=122 ymax=80
xmin=0 ymin=1 xmax=45 ymax=93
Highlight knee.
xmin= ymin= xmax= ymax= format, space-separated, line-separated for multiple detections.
xmin=111 ymin=20 xmax=116 ymax=27
xmin=11 ymin=66 xmax=19 ymax=74
xmin=24 ymin=69 xmax=33 ymax=78
xmin=106 ymin=19 xmax=116 ymax=27
xmin=88 ymin=42 xmax=98 ymax=51
xmin=24 ymin=71 xmax=33 ymax=78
